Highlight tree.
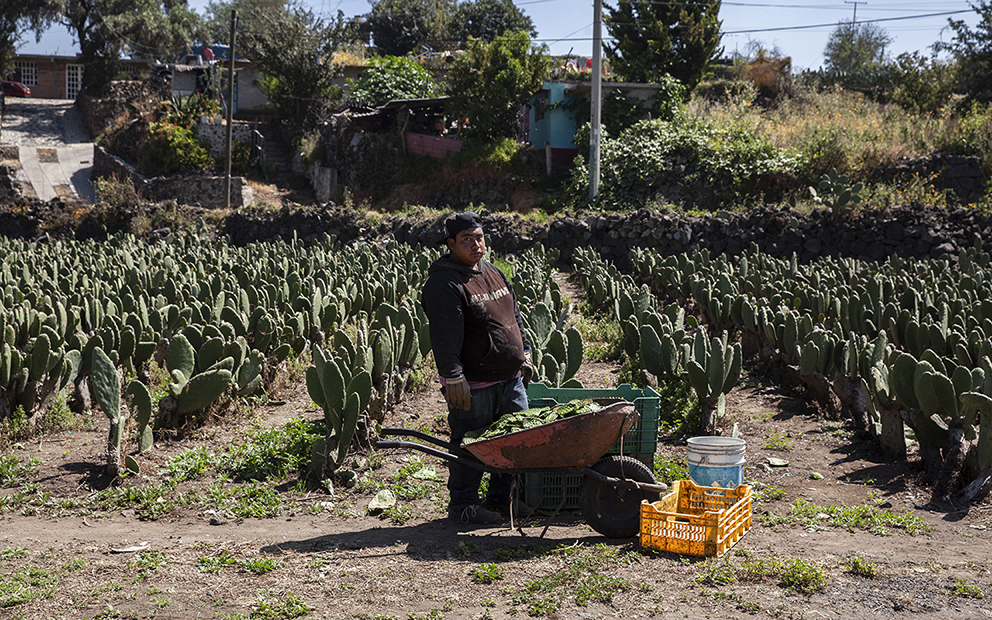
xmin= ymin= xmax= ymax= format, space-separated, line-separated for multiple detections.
xmin=890 ymin=52 xmax=957 ymax=116
xmin=367 ymin=0 xmax=455 ymax=57
xmin=603 ymin=0 xmax=722 ymax=91
xmin=452 ymin=0 xmax=535 ymax=43
xmin=823 ymin=20 xmax=892 ymax=73
xmin=239 ymin=3 xmax=344 ymax=123
xmin=201 ymin=0 xmax=284 ymax=48
xmin=62 ymin=0 xmax=205 ymax=92
xmin=445 ymin=30 xmax=549 ymax=142
xmin=935 ymin=0 xmax=992 ymax=103
xmin=346 ymin=56 xmax=440 ymax=108
xmin=1 ymin=0 xmax=63 ymax=75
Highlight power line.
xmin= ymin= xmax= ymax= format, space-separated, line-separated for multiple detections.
xmin=723 ymin=8 xmax=970 ymax=34
xmin=535 ymin=7 xmax=972 ymax=40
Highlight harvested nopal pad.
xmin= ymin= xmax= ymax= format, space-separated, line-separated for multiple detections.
xmin=463 ymin=400 xmax=599 ymax=444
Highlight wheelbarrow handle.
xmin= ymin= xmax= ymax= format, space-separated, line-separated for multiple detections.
xmin=378 ymin=427 xmax=478 ymax=461
xmin=375 ymin=439 xmax=501 ymax=474
xmin=583 ymin=467 xmax=669 ymax=494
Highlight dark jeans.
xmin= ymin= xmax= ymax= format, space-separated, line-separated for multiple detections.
xmin=447 ymin=377 xmax=529 ymax=510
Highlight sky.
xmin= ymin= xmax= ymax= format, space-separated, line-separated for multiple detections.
xmin=16 ymin=0 xmax=982 ymax=73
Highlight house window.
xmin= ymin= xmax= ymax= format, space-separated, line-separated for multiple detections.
xmin=13 ymin=61 xmax=37 ymax=86
xmin=534 ymin=96 xmax=547 ymax=121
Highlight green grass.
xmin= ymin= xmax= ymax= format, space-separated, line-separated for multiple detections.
xmin=716 ymin=554 xmax=829 ymax=596
xmin=359 ymin=456 xmax=444 ymax=523
xmin=695 ymin=560 xmax=736 ymax=586
xmin=96 ymin=480 xmax=193 ymax=520
xmin=0 ymin=564 xmax=59 ymax=608
xmin=131 ymin=550 xmax=168 ymax=573
xmin=751 ymin=482 xmax=787 ymax=503
xmin=572 ymin=313 xmax=623 ymax=361
xmin=759 ymin=498 xmax=931 ymax=535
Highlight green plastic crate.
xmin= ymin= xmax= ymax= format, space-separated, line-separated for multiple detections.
xmin=522 ymin=383 xmax=660 ymax=511
xmin=523 ymin=453 xmax=656 ymax=512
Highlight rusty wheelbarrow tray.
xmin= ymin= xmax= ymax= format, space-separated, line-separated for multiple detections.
xmin=376 ymin=401 xmax=668 ymax=538
xmin=461 ymin=401 xmax=639 ymax=469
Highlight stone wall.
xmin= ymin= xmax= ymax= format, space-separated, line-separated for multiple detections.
xmin=93 ymin=145 xmax=254 ymax=209
xmin=196 ymin=120 xmax=263 ymax=159
xmin=77 ymin=80 xmax=165 ymax=140
xmin=0 ymin=147 xmax=23 ymax=202
xmin=873 ymin=154 xmax=985 ymax=205
xmin=221 ymin=202 xmax=992 ymax=269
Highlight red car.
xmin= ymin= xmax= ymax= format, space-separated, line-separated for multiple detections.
xmin=2 ymin=81 xmax=31 ymax=97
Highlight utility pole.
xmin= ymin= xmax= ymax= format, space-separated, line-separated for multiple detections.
xmin=845 ymin=1 xmax=866 ymax=23
xmin=225 ymin=9 xmax=238 ymax=209
xmin=589 ymin=0 xmax=603 ymax=201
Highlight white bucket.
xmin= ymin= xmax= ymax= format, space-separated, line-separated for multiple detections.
xmin=687 ymin=436 xmax=746 ymax=488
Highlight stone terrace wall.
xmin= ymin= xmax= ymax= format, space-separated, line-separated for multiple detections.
xmin=2 ymin=198 xmax=989 ymax=269
xmin=93 ymin=145 xmax=253 ymax=209
xmin=221 ymin=202 xmax=992 ymax=268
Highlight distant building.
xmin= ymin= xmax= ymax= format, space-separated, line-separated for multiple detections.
xmin=5 ymin=54 xmax=153 ymax=100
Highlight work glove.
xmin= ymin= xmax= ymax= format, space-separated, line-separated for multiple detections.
xmin=521 ymin=351 xmax=535 ymax=387
xmin=444 ymin=374 xmax=472 ymax=411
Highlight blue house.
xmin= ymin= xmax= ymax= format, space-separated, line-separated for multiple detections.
xmin=528 ymin=80 xmax=668 ymax=172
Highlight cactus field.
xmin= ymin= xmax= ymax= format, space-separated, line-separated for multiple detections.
xmin=1 ymin=229 xmax=991 ymax=619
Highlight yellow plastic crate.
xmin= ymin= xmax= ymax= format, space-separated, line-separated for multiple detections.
xmin=639 ymin=479 xmax=752 ymax=557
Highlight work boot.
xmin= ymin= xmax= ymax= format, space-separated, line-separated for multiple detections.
xmin=486 ymin=498 xmax=535 ymax=519
xmin=449 ymin=504 xmax=501 ymax=524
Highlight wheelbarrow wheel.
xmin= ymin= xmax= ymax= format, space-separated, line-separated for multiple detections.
xmin=580 ymin=455 xmax=659 ymax=538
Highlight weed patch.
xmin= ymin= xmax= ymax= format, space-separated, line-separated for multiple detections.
xmin=759 ymin=498 xmax=931 ymax=535
xmin=1 ymin=456 xmax=36 ymax=490
xmin=845 ymin=555 xmax=881 ymax=578
xmin=208 ymin=481 xmax=284 ymax=519
xmin=947 ymin=578 xmax=984 ymax=599
xmin=763 ymin=431 xmax=792 ymax=451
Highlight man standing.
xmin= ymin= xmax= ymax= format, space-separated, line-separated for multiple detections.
xmin=421 ymin=212 xmax=535 ymax=524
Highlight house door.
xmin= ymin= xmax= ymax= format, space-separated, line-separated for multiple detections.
xmin=66 ymin=64 xmax=83 ymax=99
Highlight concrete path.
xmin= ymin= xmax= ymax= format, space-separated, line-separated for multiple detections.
xmin=1 ymin=98 xmax=95 ymax=204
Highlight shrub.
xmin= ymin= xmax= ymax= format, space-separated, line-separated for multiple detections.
xmin=566 ymin=115 xmax=797 ymax=211
xmin=890 ymin=52 xmax=957 ymax=117
xmin=142 ymin=122 xmax=215 ymax=175
xmin=799 ymin=126 xmax=850 ymax=179
xmin=229 ymin=139 xmax=258 ymax=178
xmin=94 ymin=174 xmax=141 ymax=209
xmin=346 ymin=56 xmax=440 ymax=109
xmin=945 ymin=101 xmax=992 ymax=174
xmin=162 ymin=93 xmax=222 ymax=130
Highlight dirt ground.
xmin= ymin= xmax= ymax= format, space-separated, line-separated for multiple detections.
xmin=2 ymin=281 xmax=992 ymax=619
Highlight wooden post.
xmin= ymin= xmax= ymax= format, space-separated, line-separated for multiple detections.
xmin=225 ymin=9 xmax=238 ymax=209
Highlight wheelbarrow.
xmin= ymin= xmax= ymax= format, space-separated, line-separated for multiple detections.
xmin=375 ymin=401 xmax=669 ymax=538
